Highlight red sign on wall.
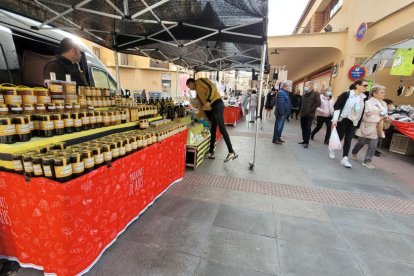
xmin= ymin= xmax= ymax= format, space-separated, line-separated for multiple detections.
xmin=348 ymin=65 xmax=366 ymax=81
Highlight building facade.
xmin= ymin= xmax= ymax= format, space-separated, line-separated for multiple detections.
xmin=268 ymin=0 xmax=414 ymax=104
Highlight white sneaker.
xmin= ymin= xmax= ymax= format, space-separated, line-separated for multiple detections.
xmin=329 ymin=150 xmax=335 ymax=159
xmin=362 ymin=162 xmax=375 ymax=169
xmin=341 ymin=157 xmax=352 ymax=168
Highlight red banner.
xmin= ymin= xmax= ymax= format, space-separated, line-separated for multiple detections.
xmin=393 ymin=121 xmax=414 ymax=140
xmin=0 ymin=130 xmax=187 ymax=275
xmin=224 ymin=106 xmax=242 ymax=126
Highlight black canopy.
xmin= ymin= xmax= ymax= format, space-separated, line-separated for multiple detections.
xmin=0 ymin=0 xmax=268 ymax=71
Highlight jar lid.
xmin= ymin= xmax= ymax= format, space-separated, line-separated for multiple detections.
xmin=0 ymin=83 xmax=17 ymax=91
xmin=16 ymin=86 xmax=33 ymax=92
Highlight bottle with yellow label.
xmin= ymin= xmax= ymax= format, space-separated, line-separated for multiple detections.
xmin=102 ymin=144 xmax=112 ymax=165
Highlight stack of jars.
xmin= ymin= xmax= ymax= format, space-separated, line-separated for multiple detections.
xmin=10 ymin=122 xmax=187 ymax=182
xmin=78 ymin=86 xmax=114 ymax=108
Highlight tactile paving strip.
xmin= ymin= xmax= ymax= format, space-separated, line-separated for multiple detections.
xmin=183 ymin=172 xmax=414 ymax=215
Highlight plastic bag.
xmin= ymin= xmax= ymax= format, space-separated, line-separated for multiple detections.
xmin=329 ymin=127 xmax=342 ymax=151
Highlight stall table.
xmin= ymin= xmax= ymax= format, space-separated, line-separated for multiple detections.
xmin=392 ymin=121 xmax=414 ymax=140
xmin=224 ymin=106 xmax=242 ymax=126
xmin=0 ymin=129 xmax=187 ymax=276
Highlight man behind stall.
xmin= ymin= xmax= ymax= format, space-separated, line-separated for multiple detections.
xmin=186 ymin=78 xmax=238 ymax=163
xmin=44 ymin=38 xmax=88 ymax=86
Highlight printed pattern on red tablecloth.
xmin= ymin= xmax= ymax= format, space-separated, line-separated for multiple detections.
xmin=0 ymin=130 xmax=187 ymax=276
xmin=224 ymin=106 xmax=242 ymax=126
xmin=393 ymin=121 xmax=414 ymax=140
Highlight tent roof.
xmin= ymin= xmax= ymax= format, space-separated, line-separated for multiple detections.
xmin=0 ymin=0 xmax=268 ymax=72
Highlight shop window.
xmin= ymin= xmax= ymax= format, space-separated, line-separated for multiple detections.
xmin=329 ymin=0 xmax=342 ymax=18
xmin=121 ymin=53 xmax=128 ymax=66
xmin=92 ymin=47 xmax=100 ymax=59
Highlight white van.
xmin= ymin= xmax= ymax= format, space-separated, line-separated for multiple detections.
xmin=0 ymin=9 xmax=118 ymax=89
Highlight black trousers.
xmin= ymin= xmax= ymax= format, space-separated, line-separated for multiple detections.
xmin=300 ymin=116 xmax=314 ymax=144
xmin=336 ymin=118 xmax=356 ymax=157
xmin=311 ymin=116 xmax=332 ymax=143
xmin=205 ymin=100 xmax=234 ymax=154
xmin=291 ymin=109 xmax=300 ymax=118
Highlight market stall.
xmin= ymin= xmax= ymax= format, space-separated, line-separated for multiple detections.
xmin=224 ymin=106 xmax=242 ymax=126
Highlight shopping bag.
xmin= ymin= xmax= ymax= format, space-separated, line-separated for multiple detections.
xmin=329 ymin=127 xmax=342 ymax=151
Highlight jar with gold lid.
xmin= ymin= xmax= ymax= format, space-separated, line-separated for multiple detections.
xmin=70 ymin=152 xmax=84 ymax=177
xmin=12 ymin=154 xmax=23 ymax=173
xmin=53 ymin=155 xmax=72 ymax=182
xmin=129 ymin=136 xmax=138 ymax=152
xmin=101 ymin=144 xmax=112 ymax=165
xmin=125 ymin=137 xmax=132 ymax=154
xmin=51 ymin=114 xmax=64 ymax=135
xmin=23 ymin=104 xmax=35 ymax=137
xmin=79 ymin=111 xmax=90 ymax=131
xmin=12 ymin=115 xmax=31 ymax=142
xmin=42 ymin=156 xmax=54 ymax=179
xmin=82 ymin=148 xmax=95 ymax=173
xmin=71 ymin=112 xmax=82 ymax=132
xmin=38 ymin=114 xmax=54 ymax=137
xmin=110 ymin=111 xmax=117 ymax=126
xmin=0 ymin=104 xmax=8 ymax=116
xmin=32 ymin=155 xmax=44 ymax=177
xmin=0 ymin=117 xmax=16 ymax=144
xmin=17 ymin=86 xmax=37 ymax=105
xmin=22 ymin=154 xmax=34 ymax=177
xmin=87 ymin=106 xmax=96 ymax=129
xmin=92 ymin=146 xmax=104 ymax=168
xmin=1 ymin=84 xmax=22 ymax=105
xmin=62 ymin=112 xmax=74 ymax=133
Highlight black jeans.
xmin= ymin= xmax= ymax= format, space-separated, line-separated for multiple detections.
xmin=300 ymin=116 xmax=314 ymax=144
xmin=291 ymin=109 xmax=300 ymax=118
xmin=311 ymin=116 xmax=332 ymax=143
xmin=205 ymin=100 xmax=234 ymax=154
xmin=336 ymin=118 xmax=356 ymax=157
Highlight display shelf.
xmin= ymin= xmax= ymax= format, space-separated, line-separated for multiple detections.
xmin=186 ymin=135 xmax=210 ymax=169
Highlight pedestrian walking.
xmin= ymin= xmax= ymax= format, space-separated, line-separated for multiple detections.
xmin=249 ymin=90 xmax=258 ymax=123
xmin=186 ymin=78 xmax=238 ymax=162
xmin=330 ymin=79 xmax=368 ymax=168
xmin=311 ymin=86 xmax=335 ymax=144
xmin=290 ymin=89 xmax=302 ymax=120
xmin=265 ymin=88 xmax=277 ymax=119
xmin=241 ymin=92 xmax=250 ymax=116
xmin=272 ymin=80 xmax=292 ymax=144
xmin=299 ymin=81 xmax=321 ymax=148
xmin=351 ymin=85 xmax=388 ymax=169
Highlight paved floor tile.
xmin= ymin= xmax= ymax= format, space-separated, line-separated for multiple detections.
xmin=278 ymin=239 xmax=362 ymax=276
xmin=354 ymin=253 xmax=414 ymax=276
xmin=272 ymin=197 xmax=331 ymax=221
xmin=325 ymin=205 xmax=399 ymax=232
xmin=222 ymin=189 xmax=273 ymax=213
xmin=169 ymin=184 xmax=226 ymax=204
xmin=195 ymin=259 xmax=274 ymax=276
xmin=203 ymin=226 xmax=279 ymax=275
xmin=338 ymin=225 xmax=414 ymax=264
xmin=381 ymin=211 xmax=414 ymax=236
xmin=275 ymin=215 xmax=347 ymax=251
xmin=213 ymin=204 xmax=276 ymax=237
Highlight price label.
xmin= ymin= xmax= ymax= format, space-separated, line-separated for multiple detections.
xmin=65 ymin=74 xmax=72 ymax=82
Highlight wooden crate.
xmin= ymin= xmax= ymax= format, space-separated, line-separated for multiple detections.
xmin=390 ymin=133 xmax=414 ymax=156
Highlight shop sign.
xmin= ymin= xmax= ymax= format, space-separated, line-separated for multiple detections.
xmin=348 ymin=65 xmax=366 ymax=81
xmin=390 ymin=48 xmax=414 ymax=76
xmin=332 ymin=65 xmax=338 ymax=78
xmin=356 ymin=23 xmax=367 ymax=41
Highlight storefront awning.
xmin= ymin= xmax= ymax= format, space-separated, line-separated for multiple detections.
xmin=0 ymin=0 xmax=268 ymax=72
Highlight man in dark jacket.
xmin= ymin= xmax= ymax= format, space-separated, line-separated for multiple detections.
xmin=299 ymin=81 xmax=321 ymax=148
xmin=272 ymin=80 xmax=292 ymax=144
xmin=44 ymin=38 xmax=88 ymax=86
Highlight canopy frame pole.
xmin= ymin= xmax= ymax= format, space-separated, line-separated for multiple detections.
xmin=183 ymin=31 xmax=219 ymax=47
xmin=176 ymin=67 xmax=179 ymax=101
xmin=131 ymin=0 xmax=171 ymax=19
xmin=250 ymin=43 xmax=266 ymax=170
xmin=105 ymin=0 xmax=124 ymax=16
xmin=119 ymin=38 xmax=146 ymax=48
xmin=113 ymin=35 xmax=121 ymax=94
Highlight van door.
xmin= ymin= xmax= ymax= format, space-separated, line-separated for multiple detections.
xmin=0 ymin=25 xmax=21 ymax=84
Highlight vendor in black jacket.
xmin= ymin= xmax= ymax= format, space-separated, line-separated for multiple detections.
xmin=44 ymin=38 xmax=88 ymax=86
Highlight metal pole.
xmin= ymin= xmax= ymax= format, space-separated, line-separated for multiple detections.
xmin=250 ymin=43 xmax=266 ymax=170
xmin=114 ymin=51 xmax=121 ymax=94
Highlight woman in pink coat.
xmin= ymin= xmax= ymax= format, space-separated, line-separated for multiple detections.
xmin=311 ymin=87 xmax=335 ymax=144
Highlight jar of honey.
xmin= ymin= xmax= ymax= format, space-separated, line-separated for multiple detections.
xmin=70 ymin=152 xmax=84 ymax=177
xmin=51 ymin=114 xmax=65 ymax=135
xmin=34 ymin=103 xmax=46 ymax=114
xmin=42 ymin=156 xmax=54 ymax=179
xmin=62 ymin=112 xmax=74 ymax=133
xmin=13 ymin=115 xmax=31 ymax=142
xmin=0 ymin=104 xmax=8 ymax=116
xmin=87 ymin=106 xmax=96 ymax=129
xmin=63 ymin=81 xmax=76 ymax=95
xmin=110 ymin=111 xmax=117 ymax=126
xmin=0 ymin=117 xmax=16 ymax=144
xmin=71 ymin=112 xmax=82 ymax=132
xmin=47 ymin=103 xmax=56 ymax=113
xmin=115 ymin=111 xmax=122 ymax=125
xmin=102 ymin=111 xmax=110 ymax=127
xmin=92 ymin=147 xmax=104 ymax=168
xmin=102 ymin=144 xmax=112 ymax=165
xmin=1 ymin=84 xmax=22 ymax=106
xmin=22 ymin=154 xmax=34 ymax=177
xmin=33 ymin=87 xmax=51 ymax=104
xmin=17 ymin=86 xmax=37 ymax=105
xmin=46 ymin=80 xmax=64 ymax=101
xmin=32 ymin=155 xmax=43 ymax=177
xmin=130 ymin=136 xmax=138 ymax=152
xmin=55 ymin=102 xmax=65 ymax=112
xmin=109 ymin=142 xmax=119 ymax=160
xmin=82 ymin=148 xmax=95 ymax=173
xmin=10 ymin=104 xmax=23 ymax=115
xmin=38 ymin=114 xmax=55 ymax=137
xmin=118 ymin=140 xmax=126 ymax=157
xmin=94 ymin=111 xmax=103 ymax=128
xmin=12 ymin=154 xmax=23 ymax=173
xmin=23 ymin=104 xmax=35 ymax=137
xmin=79 ymin=111 xmax=90 ymax=131
xmin=53 ymin=155 xmax=72 ymax=182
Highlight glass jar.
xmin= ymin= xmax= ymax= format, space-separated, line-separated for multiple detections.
xmin=34 ymin=104 xmax=46 ymax=114
xmin=17 ymin=87 xmax=37 ymax=105
xmin=55 ymin=102 xmax=65 ymax=113
xmin=23 ymin=104 xmax=35 ymax=138
xmin=46 ymin=80 xmax=64 ymax=102
xmin=71 ymin=112 xmax=82 ymax=132
xmin=92 ymin=147 xmax=104 ymax=168
xmin=33 ymin=87 xmax=51 ymax=104
xmin=63 ymin=81 xmax=76 ymax=95
xmin=1 ymin=84 xmax=22 ymax=106
xmin=0 ymin=104 xmax=8 ymax=116
xmin=42 ymin=156 xmax=54 ymax=179
xmin=110 ymin=142 xmax=119 ymax=160
xmin=102 ymin=111 xmax=110 ymax=127
xmin=110 ymin=111 xmax=117 ymax=126
xmin=53 ymin=155 xmax=72 ymax=182
xmin=79 ymin=111 xmax=90 ymax=131
xmin=13 ymin=115 xmax=31 ymax=142
xmin=38 ymin=114 xmax=55 ymax=137
xmin=102 ymin=144 xmax=112 ymax=165
xmin=51 ymin=114 xmax=65 ymax=135
xmin=22 ymin=154 xmax=34 ymax=177
xmin=12 ymin=154 xmax=23 ymax=173
xmin=121 ymin=110 xmax=127 ymax=124
xmin=118 ymin=140 xmax=126 ymax=157
xmin=0 ymin=117 xmax=16 ymax=144
xmin=82 ymin=148 xmax=95 ymax=173
xmin=70 ymin=152 xmax=84 ymax=177
xmin=94 ymin=111 xmax=103 ymax=128
xmin=130 ymin=136 xmax=138 ymax=152
xmin=62 ymin=112 xmax=74 ymax=133
xmin=125 ymin=137 xmax=132 ymax=154
xmin=9 ymin=104 xmax=23 ymax=115
xmin=47 ymin=103 xmax=56 ymax=113
xmin=32 ymin=155 xmax=43 ymax=177
xmin=87 ymin=106 xmax=96 ymax=129
xmin=115 ymin=111 xmax=121 ymax=125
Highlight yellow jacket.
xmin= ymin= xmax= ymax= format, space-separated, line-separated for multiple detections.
xmin=195 ymin=78 xmax=222 ymax=105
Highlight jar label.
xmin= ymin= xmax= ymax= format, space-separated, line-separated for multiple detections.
xmin=132 ymin=141 xmax=138 ymax=149
xmin=50 ymin=84 xmax=63 ymax=93
xmin=84 ymin=157 xmax=94 ymax=168
xmin=103 ymin=116 xmax=110 ymax=123
xmin=137 ymin=140 xmax=143 ymax=147
xmin=104 ymin=152 xmax=112 ymax=161
xmin=4 ymin=95 xmax=22 ymax=104
xmin=112 ymin=148 xmax=119 ymax=157
xmin=13 ymin=160 xmax=23 ymax=170
xmin=0 ymin=107 xmax=9 ymax=112
xmin=23 ymin=161 xmax=34 ymax=173
xmin=116 ymin=114 xmax=121 ymax=121
xmin=43 ymin=165 xmax=52 ymax=177
xmin=96 ymin=116 xmax=103 ymax=123
xmin=37 ymin=96 xmax=51 ymax=104
xmin=64 ymin=118 xmax=74 ymax=127
xmin=54 ymin=120 xmax=64 ymax=129
xmin=74 ymin=119 xmax=82 ymax=127
xmin=81 ymin=117 xmax=90 ymax=124
xmin=72 ymin=162 xmax=85 ymax=173
xmin=55 ymin=164 xmax=72 ymax=178
xmin=16 ymin=124 xmax=30 ymax=134
xmin=120 ymin=147 xmax=126 ymax=155
xmin=33 ymin=164 xmax=43 ymax=176
xmin=90 ymin=116 xmax=97 ymax=124
xmin=121 ymin=114 xmax=127 ymax=120
xmin=23 ymin=95 xmax=37 ymax=104
xmin=126 ymin=144 xmax=132 ymax=152
xmin=0 ymin=125 xmax=16 ymax=135
xmin=95 ymin=154 xmax=104 ymax=164
xmin=40 ymin=121 xmax=54 ymax=130
xmin=11 ymin=107 xmax=23 ymax=112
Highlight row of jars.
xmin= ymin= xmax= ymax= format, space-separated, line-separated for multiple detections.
xmin=11 ymin=122 xmax=187 ymax=182
xmin=78 ymin=86 xmax=111 ymax=97
xmin=0 ymin=105 xmax=130 ymax=144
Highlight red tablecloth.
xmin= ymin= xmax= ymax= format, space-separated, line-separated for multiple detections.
xmin=224 ymin=106 xmax=242 ymax=126
xmin=0 ymin=130 xmax=187 ymax=276
xmin=392 ymin=121 xmax=414 ymax=140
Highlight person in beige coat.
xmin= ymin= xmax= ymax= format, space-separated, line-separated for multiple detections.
xmin=351 ymin=85 xmax=388 ymax=169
